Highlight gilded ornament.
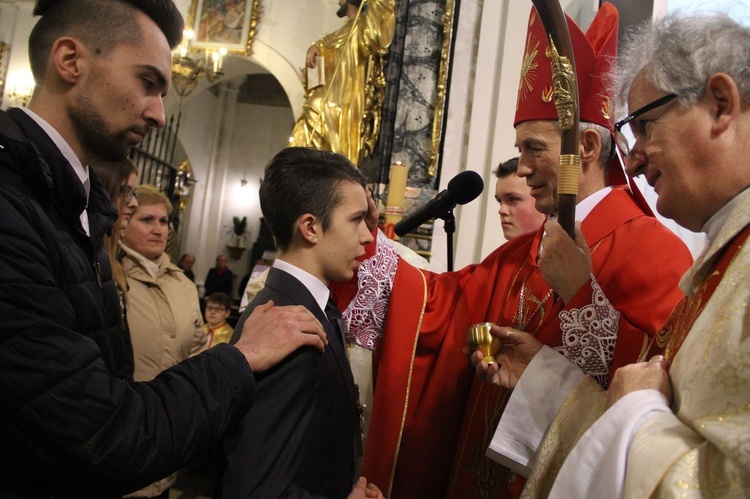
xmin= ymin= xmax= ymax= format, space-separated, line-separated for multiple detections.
xmin=429 ymin=0 xmax=456 ymax=177
xmin=290 ymin=0 xmax=396 ymax=167
xmin=557 ymin=154 xmax=580 ymax=196
xmin=547 ymin=36 xmax=576 ymax=132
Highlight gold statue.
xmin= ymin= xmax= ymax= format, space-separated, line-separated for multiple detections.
xmin=290 ymin=0 xmax=395 ymax=165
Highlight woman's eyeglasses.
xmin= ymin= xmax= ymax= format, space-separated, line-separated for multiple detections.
xmin=118 ymin=185 xmax=138 ymax=203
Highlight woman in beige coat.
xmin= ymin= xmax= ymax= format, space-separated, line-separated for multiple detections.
xmin=121 ymin=184 xmax=206 ymax=498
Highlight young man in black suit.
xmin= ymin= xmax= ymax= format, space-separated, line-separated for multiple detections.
xmin=221 ymin=147 xmax=384 ymax=498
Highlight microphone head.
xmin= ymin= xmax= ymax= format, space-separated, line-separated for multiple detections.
xmin=447 ymin=170 xmax=484 ymax=205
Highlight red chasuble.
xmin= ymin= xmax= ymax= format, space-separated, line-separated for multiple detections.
xmin=343 ymin=187 xmax=692 ymax=498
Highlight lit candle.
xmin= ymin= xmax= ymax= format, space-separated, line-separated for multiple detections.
xmin=384 ymin=161 xmax=408 ymax=240
xmin=218 ymin=47 xmax=227 ymax=73
xmin=184 ymin=29 xmax=194 ymax=50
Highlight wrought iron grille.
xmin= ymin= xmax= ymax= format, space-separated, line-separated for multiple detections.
xmin=130 ymin=113 xmax=182 ymax=198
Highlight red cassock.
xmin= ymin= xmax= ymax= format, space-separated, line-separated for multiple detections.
xmin=335 ymin=186 xmax=693 ymax=498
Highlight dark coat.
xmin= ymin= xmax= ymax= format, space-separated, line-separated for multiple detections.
xmin=205 ymin=267 xmax=234 ymax=296
xmin=220 ymin=267 xmax=359 ymax=498
xmin=0 ymin=108 xmax=255 ymax=497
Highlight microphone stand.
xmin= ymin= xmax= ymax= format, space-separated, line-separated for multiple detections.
xmin=438 ymin=209 xmax=456 ymax=272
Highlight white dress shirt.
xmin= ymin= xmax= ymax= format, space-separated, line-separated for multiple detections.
xmin=21 ymin=108 xmax=90 ymax=236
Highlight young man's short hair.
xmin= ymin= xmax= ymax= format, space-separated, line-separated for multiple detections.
xmin=205 ymin=292 xmax=232 ymax=310
xmin=29 ymin=0 xmax=183 ymax=80
xmin=493 ymin=157 xmax=520 ymax=179
xmin=260 ymin=147 xmax=367 ymax=252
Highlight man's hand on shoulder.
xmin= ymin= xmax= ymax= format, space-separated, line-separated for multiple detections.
xmin=234 ymin=300 xmax=328 ymax=372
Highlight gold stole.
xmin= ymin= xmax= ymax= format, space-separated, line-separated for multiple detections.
xmin=644 ymin=225 xmax=750 ymax=364
xmin=522 ymin=225 xmax=750 ymax=498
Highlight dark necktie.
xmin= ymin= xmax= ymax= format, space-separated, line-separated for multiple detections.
xmin=324 ymin=298 xmax=345 ymax=345
xmin=325 ymin=297 xmax=365 ymax=457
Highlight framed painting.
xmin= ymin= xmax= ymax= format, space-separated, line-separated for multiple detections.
xmin=186 ymin=0 xmax=261 ymax=55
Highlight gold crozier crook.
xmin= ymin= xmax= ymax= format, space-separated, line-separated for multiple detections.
xmin=530 ymin=0 xmax=580 ymax=238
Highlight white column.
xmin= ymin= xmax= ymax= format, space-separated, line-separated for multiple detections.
xmin=433 ymin=0 xmax=528 ymax=271
xmin=185 ymin=82 xmax=241 ymax=296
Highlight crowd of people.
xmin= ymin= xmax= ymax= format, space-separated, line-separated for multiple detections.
xmin=0 ymin=0 xmax=748 ymax=498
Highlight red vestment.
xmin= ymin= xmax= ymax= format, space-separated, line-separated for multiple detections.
xmin=339 ymin=187 xmax=692 ymax=498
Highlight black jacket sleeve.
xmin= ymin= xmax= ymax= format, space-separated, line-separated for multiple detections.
xmin=0 ymin=175 xmax=255 ymax=496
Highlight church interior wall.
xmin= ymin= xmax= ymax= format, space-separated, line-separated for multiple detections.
xmin=175 ymin=79 xmax=294 ymax=296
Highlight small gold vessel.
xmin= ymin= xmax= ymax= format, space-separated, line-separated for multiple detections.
xmin=467 ymin=322 xmax=501 ymax=365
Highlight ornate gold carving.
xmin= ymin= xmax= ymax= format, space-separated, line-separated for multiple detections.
xmin=186 ymin=0 xmax=199 ymax=39
xmin=361 ymin=51 xmax=388 ymax=159
xmin=428 ymin=0 xmax=456 ymax=177
xmin=246 ymin=0 xmax=262 ymax=55
xmin=0 ymin=42 xmax=6 ymax=97
xmin=185 ymin=0 xmax=261 ymax=56
xmin=172 ymin=0 xmax=262 ymax=96
xmin=547 ymin=36 xmax=577 ymax=132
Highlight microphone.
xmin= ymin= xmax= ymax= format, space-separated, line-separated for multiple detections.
xmin=394 ymin=170 xmax=484 ymax=237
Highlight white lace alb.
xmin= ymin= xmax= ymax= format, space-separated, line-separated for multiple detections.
xmin=342 ymin=231 xmax=399 ymax=351
xmin=554 ymin=275 xmax=620 ymax=388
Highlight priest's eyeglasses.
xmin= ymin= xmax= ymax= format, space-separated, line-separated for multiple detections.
xmin=118 ymin=185 xmax=138 ymax=203
xmin=614 ymin=93 xmax=678 ymax=158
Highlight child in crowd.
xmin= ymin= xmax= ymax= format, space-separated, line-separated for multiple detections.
xmin=203 ymin=292 xmax=233 ymax=347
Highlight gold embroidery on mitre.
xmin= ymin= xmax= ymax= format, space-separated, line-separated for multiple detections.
xmin=517 ymin=33 xmax=540 ymax=108
xmin=601 ymin=95 xmax=611 ymax=120
xmin=542 ymin=85 xmax=554 ymax=103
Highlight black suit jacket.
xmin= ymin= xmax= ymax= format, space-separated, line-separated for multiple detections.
xmin=220 ymin=267 xmax=358 ymax=498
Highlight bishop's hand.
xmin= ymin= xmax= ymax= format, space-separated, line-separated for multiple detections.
xmin=468 ymin=325 xmax=544 ymax=389
xmin=539 ymin=220 xmax=592 ymax=303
